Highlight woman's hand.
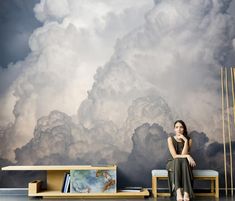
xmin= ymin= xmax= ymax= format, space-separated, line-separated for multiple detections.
xmin=186 ymin=155 xmax=196 ymax=167
xmin=177 ymin=134 xmax=188 ymax=142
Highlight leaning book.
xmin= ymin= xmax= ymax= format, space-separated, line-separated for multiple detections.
xmin=61 ymin=172 xmax=68 ymax=192
xmin=64 ymin=174 xmax=70 ymax=193
xmin=61 ymin=172 xmax=70 ymax=193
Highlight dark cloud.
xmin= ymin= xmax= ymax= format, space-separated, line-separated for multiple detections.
xmin=0 ymin=0 xmax=41 ymax=68
xmin=118 ymin=127 xmax=234 ymax=188
xmin=118 ymin=123 xmax=169 ymax=188
xmin=206 ymin=141 xmax=223 ymax=157
xmin=1 ymin=120 xmax=234 ymax=188
xmin=228 ymin=0 xmax=235 ymax=17
xmin=207 ymin=141 xmax=235 ymax=157
xmin=189 ymin=131 xmax=209 ymax=168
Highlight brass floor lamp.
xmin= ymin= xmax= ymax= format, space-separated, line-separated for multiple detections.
xmin=221 ymin=67 xmax=234 ymax=196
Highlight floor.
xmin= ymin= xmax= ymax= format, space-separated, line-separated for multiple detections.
xmin=0 ymin=194 xmax=234 ymax=201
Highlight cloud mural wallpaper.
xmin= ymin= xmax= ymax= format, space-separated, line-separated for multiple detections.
xmin=0 ymin=0 xmax=235 ymax=189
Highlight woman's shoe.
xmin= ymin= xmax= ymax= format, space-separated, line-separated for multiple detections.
xmin=176 ymin=188 xmax=183 ymax=201
xmin=184 ymin=192 xmax=190 ymax=201
xmin=176 ymin=196 xmax=183 ymax=201
xmin=177 ymin=199 xmax=183 ymax=201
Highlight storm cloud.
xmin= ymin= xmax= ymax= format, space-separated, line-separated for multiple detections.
xmin=0 ymin=0 xmax=235 ymax=189
xmin=4 ymin=121 xmax=233 ymax=188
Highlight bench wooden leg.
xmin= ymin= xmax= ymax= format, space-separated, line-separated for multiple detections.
xmin=211 ymin=179 xmax=214 ymax=193
xmin=152 ymin=176 xmax=157 ymax=198
xmin=215 ymin=176 xmax=219 ymax=198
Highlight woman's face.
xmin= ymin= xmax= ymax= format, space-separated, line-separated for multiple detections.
xmin=174 ymin=122 xmax=184 ymax=136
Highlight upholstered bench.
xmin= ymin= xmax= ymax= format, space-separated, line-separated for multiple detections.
xmin=151 ymin=169 xmax=219 ymax=198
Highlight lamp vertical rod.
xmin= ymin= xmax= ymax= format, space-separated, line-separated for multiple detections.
xmin=221 ymin=67 xmax=228 ymax=196
xmin=225 ymin=67 xmax=232 ymax=195
xmin=229 ymin=67 xmax=234 ymax=196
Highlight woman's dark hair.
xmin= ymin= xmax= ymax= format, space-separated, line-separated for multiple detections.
xmin=174 ymin=120 xmax=189 ymax=139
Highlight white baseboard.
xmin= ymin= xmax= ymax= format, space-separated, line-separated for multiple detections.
xmin=0 ymin=188 xmax=27 ymax=195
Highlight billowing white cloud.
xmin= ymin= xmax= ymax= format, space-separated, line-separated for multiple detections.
xmin=78 ymin=0 xmax=235 ymax=144
xmin=0 ymin=0 xmax=153 ymax=161
xmin=1 ymin=0 xmax=235 ymax=163
xmin=14 ymin=110 xmax=129 ymax=165
xmin=34 ymin=0 xmax=70 ymax=22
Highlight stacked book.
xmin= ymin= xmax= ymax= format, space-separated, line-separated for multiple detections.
xmin=120 ymin=187 xmax=143 ymax=192
xmin=61 ymin=172 xmax=70 ymax=193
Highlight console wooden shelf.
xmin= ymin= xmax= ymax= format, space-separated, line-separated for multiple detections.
xmin=2 ymin=165 xmax=149 ymax=199
xmin=27 ymin=189 xmax=150 ymax=198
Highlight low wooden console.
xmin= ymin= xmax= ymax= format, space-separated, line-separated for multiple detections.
xmin=2 ymin=165 xmax=149 ymax=199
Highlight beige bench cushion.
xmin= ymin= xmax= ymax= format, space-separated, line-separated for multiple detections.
xmin=152 ymin=169 xmax=218 ymax=177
